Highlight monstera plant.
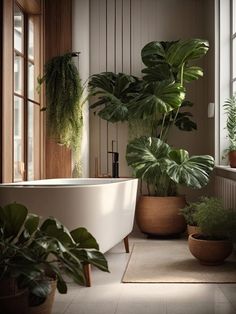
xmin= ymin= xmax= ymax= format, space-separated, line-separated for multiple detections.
xmin=89 ymin=39 xmax=214 ymax=236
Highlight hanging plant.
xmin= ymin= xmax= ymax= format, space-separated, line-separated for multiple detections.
xmin=38 ymin=53 xmax=84 ymax=152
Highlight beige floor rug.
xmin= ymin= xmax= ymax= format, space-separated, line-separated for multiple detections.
xmin=122 ymin=240 xmax=236 ymax=283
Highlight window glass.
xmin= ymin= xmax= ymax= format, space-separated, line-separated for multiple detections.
xmin=28 ymin=62 xmax=35 ymax=99
xmin=14 ymin=5 xmax=24 ymax=53
xmin=14 ymin=53 xmax=24 ymax=94
xmin=14 ymin=97 xmax=24 ymax=182
xmin=28 ymin=18 xmax=34 ymax=60
xmin=28 ymin=102 xmax=40 ymax=180
xmin=233 ymin=39 xmax=236 ymax=79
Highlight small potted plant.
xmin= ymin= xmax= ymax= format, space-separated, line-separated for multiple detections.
xmin=0 ymin=203 xmax=109 ymax=314
xmin=224 ymin=95 xmax=236 ymax=167
xmin=188 ymin=197 xmax=236 ymax=265
xmin=180 ymin=201 xmax=201 ymax=235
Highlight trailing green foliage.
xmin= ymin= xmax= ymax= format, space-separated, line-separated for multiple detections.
xmin=224 ymin=95 xmax=236 ymax=151
xmin=0 ymin=203 xmax=109 ymax=306
xmin=39 ymin=53 xmax=84 ymax=151
xmin=126 ymin=137 xmax=214 ymax=196
xmin=193 ymin=197 xmax=236 ymax=240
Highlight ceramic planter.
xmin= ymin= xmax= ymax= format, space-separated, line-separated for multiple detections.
xmin=228 ymin=151 xmax=236 ymax=168
xmin=188 ymin=233 xmax=233 ymax=265
xmin=136 ymin=195 xmax=186 ymax=236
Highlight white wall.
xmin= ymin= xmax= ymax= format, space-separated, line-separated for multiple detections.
xmin=72 ymin=0 xmax=90 ymax=177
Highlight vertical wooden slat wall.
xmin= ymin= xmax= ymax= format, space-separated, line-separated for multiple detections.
xmin=89 ymin=0 xmax=214 ymax=180
xmin=44 ymin=0 xmax=72 ymax=178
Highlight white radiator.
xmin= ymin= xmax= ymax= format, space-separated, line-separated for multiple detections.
xmin=215 ymin=176 xmax=236 ymax=209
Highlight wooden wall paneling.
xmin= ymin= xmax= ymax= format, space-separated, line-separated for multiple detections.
xmin=98 ymin=0 xmax=108 ymax=176
xmin=2 ymin=0 xmax=14 ymax=183
xmin=45 ymin=0 xmax=72 ymax=178
xmin=89 ymin=0 xmax=101 ymax=177
xmin=0 ymin=0 xmax=3 ymax=182
xmin=131 ymin=0 xmax=142 ymax=76
xmin=106 ymin=0 xmax=117 ymax=176
xmin=117 ymin=0 xmax=131 ymax=177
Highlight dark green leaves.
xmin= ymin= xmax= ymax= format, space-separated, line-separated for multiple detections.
xmin=89 ymin=72 xmax=143 ymax=122
xmin=71 ymin=227 xmax=99 ymax=250
xmin=0 ymin=203 xmax=28 ymax=240
xmin=166 ymin=149 xmax=215 ymax=189
xmin=126 ymin=137 xmax=170 ymax=184
xmin=126 ymin=137 xmax=214 ymax=195
xmin=128 ymin=81 xmax=185 ymax=119
xmin=141 ymin=39 xmax=209 ymax=84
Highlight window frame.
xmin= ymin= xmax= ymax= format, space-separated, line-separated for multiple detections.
xmin=13 ymin=3 xmax=41 ymax=182
xmin=1 ymin=0 xmax=44 ymax=183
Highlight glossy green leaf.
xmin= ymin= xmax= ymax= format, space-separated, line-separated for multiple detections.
xmin=128 ymin=80 xmax=185 ymax=119
xmin=126 ymin=136 xmax=170 ymax=184
xmin=70 ymin=227 xmax=99 ymax=250
xmin=0 ymin=203 xmax=28 ymax=240
xmin=166 ymin=149 xmax=215 ymax=188
xmin=89 ymin=72 xmax=142 ymax=122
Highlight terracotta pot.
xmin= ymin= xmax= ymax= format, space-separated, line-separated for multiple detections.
xmin=187 ymin=225 xmax=201 ymax=235
xmin=188 ymin=234 xmax=233 ymax=265
xmin=0 ymin=279 xmax=29 ymax=314
xmin=228 ymin=151 xmax=236 ymax=168
xmin=136 ymin=195 xmax=186 ymax=235
xmin=29 ymin=279 xmax=57 ymax=314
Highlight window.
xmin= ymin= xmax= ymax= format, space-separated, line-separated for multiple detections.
xmin=13 ymin=3 xmax=41 ymax=182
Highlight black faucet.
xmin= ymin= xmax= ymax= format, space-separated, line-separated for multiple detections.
xmin=108 ymin=141 xmax=119 ymax=178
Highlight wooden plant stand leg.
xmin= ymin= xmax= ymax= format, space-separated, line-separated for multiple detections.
xmin=83 ymin=263 xmax=91 ymax=287
xmin=123 ymin=235 xmax=130 ymax=253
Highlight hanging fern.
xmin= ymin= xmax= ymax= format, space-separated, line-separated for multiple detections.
xmin=39 ymin=53 xmax=83 ymax=152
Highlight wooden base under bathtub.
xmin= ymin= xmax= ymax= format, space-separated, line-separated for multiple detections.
xmin=83 ymin=235 xmax=130 ymax=287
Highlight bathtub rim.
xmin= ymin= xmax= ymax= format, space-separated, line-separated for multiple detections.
xmin=0 ymin=177 xmax=138 ymax=189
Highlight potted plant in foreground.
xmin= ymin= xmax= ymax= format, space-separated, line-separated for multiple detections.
xmin=224 ymin=95 xmax=236 ymax=167
xmin=89 ymin=38 xmax=214 ymax=236
xmin=0 ymin=203 xmax=109 ymax=314
xmin=188 ymin=197 xmax=236 ymax=265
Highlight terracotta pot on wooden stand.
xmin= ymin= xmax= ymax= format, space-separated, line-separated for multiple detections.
xmin=136 ymin=195 xmax=186 ymax=236
xmin=228 ymin=151 xmax=236 ymax=168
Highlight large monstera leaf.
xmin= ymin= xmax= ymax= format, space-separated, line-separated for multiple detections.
xmin=128 ymin=80 xmax=185 ymax=119
xmin=89 ymin=72 xmax=142 ymax=123
xmin=126 ymin=137 xmax=170 ymax=184
xmin=166 ymin=149 xmax=214 ymax=189
xmin=141 ymin=39 xmax=209 ymax=83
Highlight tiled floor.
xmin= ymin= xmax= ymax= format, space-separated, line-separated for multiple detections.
xmin=53 ymin=233 xmax=236 ymax=314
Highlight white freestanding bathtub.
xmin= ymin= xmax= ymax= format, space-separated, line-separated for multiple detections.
xmin=0 ymin=178 xmax=138 ymax=253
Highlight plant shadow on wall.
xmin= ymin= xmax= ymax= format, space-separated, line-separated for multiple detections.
xmin=38 ymin=53 xmax=87 ymax=176
xmin=0 ymin=203 xmax=109 ymax=314
xmin=89 ymin=39 xmax=214 ymax=236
